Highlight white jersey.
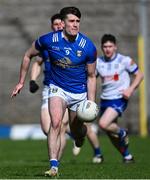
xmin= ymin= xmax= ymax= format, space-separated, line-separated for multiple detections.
xmin=96 ymin=53 xmax=138 ymax=99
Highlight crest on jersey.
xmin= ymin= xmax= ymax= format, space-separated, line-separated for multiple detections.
xmin=77 ymin=50 xmax=82 ymax=57
xmin=52 ymin=46 xmax=60 ymax=51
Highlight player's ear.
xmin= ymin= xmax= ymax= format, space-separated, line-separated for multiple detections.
xmin=61 ymin=20 xmax=65 ymax=28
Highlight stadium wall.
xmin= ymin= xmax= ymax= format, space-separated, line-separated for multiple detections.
xmin=0 ymin=0 xmax=150 ymax=134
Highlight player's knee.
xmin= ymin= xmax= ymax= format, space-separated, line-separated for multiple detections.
xmin=51 ymin=120 xmax=61 ymax=130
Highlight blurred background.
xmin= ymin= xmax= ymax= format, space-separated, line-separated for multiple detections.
xmin=0 ymin=0 xmax=150 ymax=138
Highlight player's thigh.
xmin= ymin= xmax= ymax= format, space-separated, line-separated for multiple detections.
xmin=49 ymin=96 xmax=67 ymax=124
xmin=68 ymin=92 xmax=87 ymax=125
xmin=99 ymin=107 xmax=118 ymax=127
xmin=48 ymin=84 xmax=67 ymax=121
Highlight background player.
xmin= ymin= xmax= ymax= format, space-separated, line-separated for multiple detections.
xmin=29 ymin=13 xmax=68 ymax=160
xmin=96 ymin=34 xmax=143 ymax=163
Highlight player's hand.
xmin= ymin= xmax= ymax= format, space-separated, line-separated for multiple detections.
xmin=120 ymin=87 xmax=133 ymax=100
xmin=29 ymin=80 xmax=39 ymax=93
xmin=11 ymin=83 xmax=24 ymax=98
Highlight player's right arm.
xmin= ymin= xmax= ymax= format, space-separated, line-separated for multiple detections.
xmin=11 ymin=42 xmax=40 ymax=98
xmin=29 ymin=56 xmax=43 ymax=93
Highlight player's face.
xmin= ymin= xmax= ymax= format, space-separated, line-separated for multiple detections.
xmin=102 ymin=41 xmax=117 ymax=59
xmin=52 ymin=19 xmax=63 ymax=31
xmin=63 ymin=14 xmax=80 ymax=37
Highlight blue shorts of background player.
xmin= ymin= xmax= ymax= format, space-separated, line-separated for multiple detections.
xmin=100 ymin=98 xmax=128 ymax=117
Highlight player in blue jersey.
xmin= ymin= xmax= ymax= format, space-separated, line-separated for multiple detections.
xmin=30 ymin=13 xmax=102 ymax=165
xmin=11 ymin=7 xmax=101 ymax=177
xmin=96 ymin=34 xmax=143 ymax=163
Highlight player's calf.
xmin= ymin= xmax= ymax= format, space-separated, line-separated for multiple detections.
xmin=74 ymin=124 xmax=87 ymax=147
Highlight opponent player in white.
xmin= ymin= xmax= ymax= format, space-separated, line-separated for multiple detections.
xmin=11 ymin=7 xmax=101 ymax=177
xmin=96 ymin=34 xmax=143 ymax=163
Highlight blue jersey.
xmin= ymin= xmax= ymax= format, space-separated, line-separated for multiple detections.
xmin=35 ymin=30 xmax=97 ymax=93
xmin=40 ymin=50 xmax=51 ymax=86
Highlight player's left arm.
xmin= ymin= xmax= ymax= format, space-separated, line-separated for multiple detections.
xmin=122 ymin=60 xmax=144 ymax=99
xmin=87 ymin=61 xmax=97 ymax=101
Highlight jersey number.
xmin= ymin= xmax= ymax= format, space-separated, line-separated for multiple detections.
xmin=65 ymin=50 xmax=70 ymax=55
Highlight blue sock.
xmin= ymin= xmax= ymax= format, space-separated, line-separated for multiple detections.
xmin=118 ymin=128 xmax=125 ymax=138
xmin=94 ymin=147 xmax=102 ymax=156
xmin=50 ymin=159 xmax=59 ymax=168
xmin=120 ymin=147 xmax=130 ymax=157
xmin=119 ymin=136 xmax=130 ymax=157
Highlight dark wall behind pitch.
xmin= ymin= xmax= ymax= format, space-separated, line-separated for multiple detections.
xmin=0 ymin=0 xmax=150 ymax=133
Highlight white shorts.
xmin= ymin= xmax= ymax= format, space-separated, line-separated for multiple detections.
xmin=41 ymin=85 xmax=49 ymax=109
xmin=49 ymin=84 xmax=87 ymax=111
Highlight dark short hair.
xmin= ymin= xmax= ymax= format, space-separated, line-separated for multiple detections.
xmin=101 ymin=34 xmax=116 ymax=45
xmin=51 ymin=13 xmax=62 ymax=24
xmin=60 ymin=6 xmax=81 ymax=20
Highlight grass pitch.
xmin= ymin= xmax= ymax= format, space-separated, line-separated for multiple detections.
xmin=0 ymin=135 xmax=150 ymax=179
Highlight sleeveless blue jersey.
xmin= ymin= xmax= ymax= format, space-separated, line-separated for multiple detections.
xmin=35 ymin=30 xmax=97 ymax=93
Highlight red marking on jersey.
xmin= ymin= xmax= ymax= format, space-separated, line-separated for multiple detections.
xmin=114 ymin=73 xmax=119 ymax=81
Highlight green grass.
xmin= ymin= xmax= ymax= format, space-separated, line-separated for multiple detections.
xmin=0 ymin=135 xmax=150 ymax=179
